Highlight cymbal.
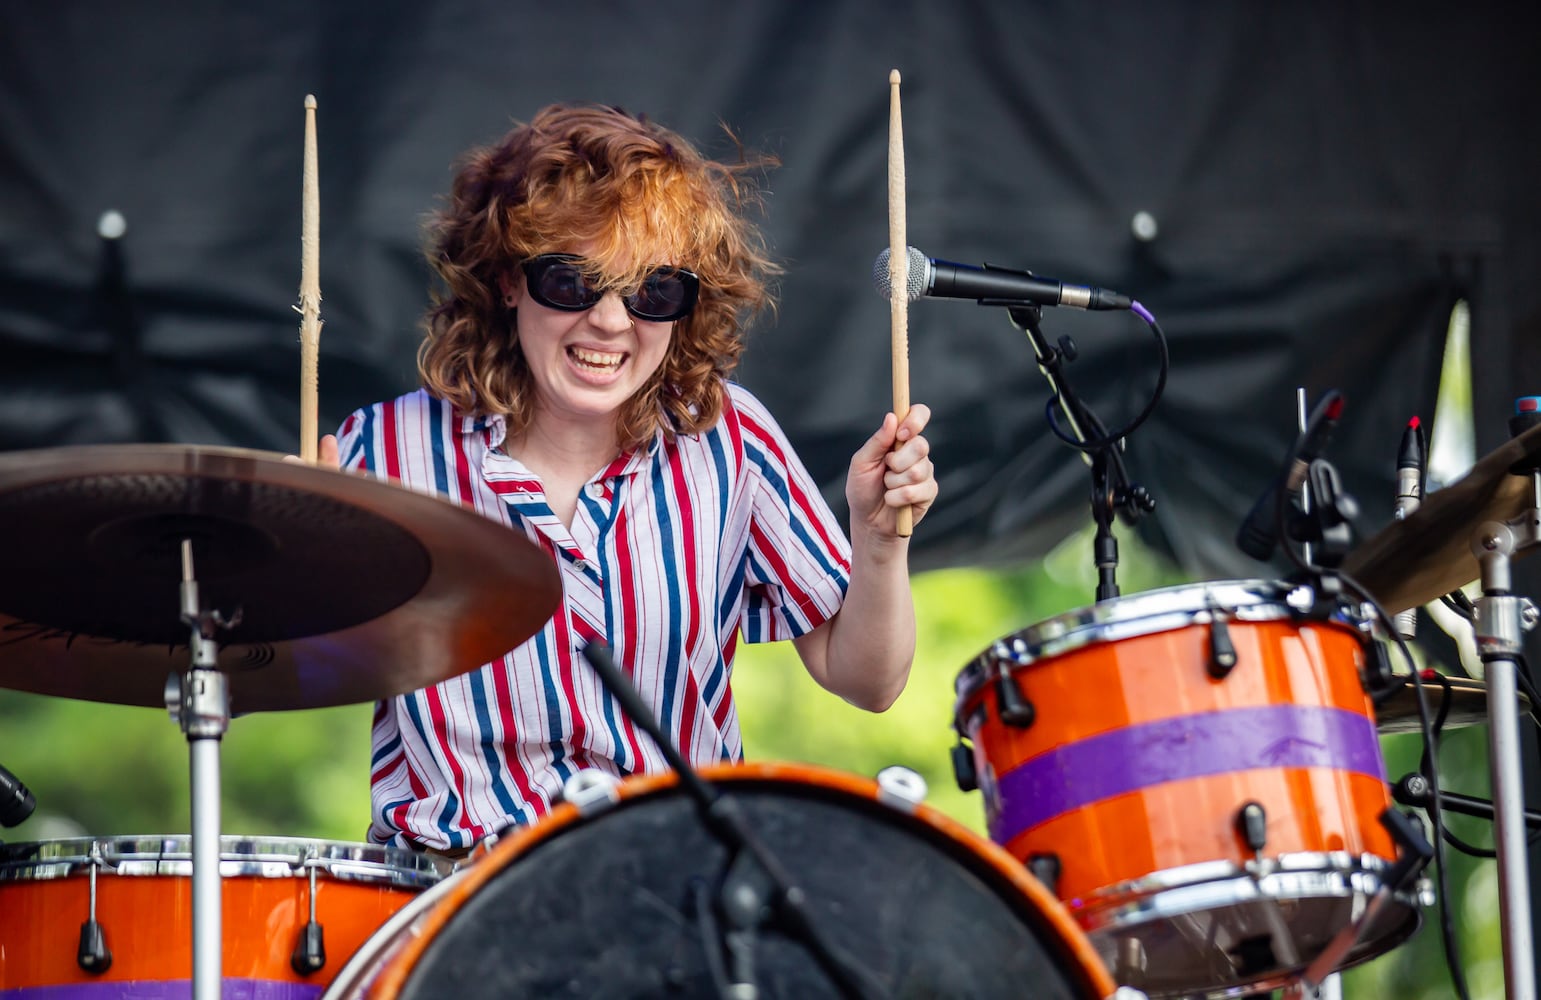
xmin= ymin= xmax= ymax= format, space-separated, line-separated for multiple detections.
xmin=0 ymin=444 xmax=561 ymax=711
xmin=1375 ymin=673 xmax=1531 ymax=734
xmin=1343 ymin=420 xmax=1541 ymax=615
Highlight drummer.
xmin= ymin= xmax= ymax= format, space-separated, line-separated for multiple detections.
xmin=322 ymin=103 xmax=937 ymax=855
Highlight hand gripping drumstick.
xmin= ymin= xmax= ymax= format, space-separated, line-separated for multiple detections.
xmin=297 ymin=95 xmax=323 ymax=464
xmin=887 ymin=70 xmax=914 ymax=537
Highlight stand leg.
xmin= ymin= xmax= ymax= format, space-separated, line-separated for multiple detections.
xmin=190 ymin=734 xmax=223 ymax=1000
xmin=1486 ymin=653 xmax=1536 ymax=999
xmin=1475 ymin=517 xmax=1539 ymax=1000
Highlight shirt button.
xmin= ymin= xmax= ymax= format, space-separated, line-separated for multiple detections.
xmin=573 ymin=559 xmax=589 ymax=572
xmin=588 ymin=482 xmax=605 ymax=498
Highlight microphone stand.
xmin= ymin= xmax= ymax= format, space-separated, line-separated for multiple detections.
xmin=1007 ymin=304 xmax=1154 ymax=603
xmin=579 ymin=643 xmax=886 ymax=1000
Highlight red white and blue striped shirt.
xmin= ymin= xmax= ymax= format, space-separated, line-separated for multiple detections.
xmin=336 ymin=383 xmax=852 ymax=850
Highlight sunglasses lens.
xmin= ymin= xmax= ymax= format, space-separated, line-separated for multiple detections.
xmin=522 ymin=255 xmax=698 ymax=321
xmin=628 ymin=269 xmax=698 ymax=321
xmin=526 ymin=257 xmax=600 ymax=311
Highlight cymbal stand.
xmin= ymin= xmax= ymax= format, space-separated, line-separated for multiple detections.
xmin=164 ymin=538 xmax=240 ymax=1000
xmin=1471 ymin=468 xmax=1541 ymax=1000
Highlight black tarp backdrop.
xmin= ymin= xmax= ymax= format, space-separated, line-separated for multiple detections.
xmin=4 ymin=2 xmax=1539 ymax=585
xmin=3 ymin=0 xmax=1541 ymax=986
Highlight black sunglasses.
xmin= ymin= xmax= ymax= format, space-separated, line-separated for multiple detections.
xmin=520 ymin=253 xmax=700 ymax=322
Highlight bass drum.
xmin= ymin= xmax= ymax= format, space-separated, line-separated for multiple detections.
xmin=327 ymin=762 xmax=1118 ymax=999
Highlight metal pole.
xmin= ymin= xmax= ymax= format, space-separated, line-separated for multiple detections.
xmin=1474 ymin=495 xmax=1540 ymax=1000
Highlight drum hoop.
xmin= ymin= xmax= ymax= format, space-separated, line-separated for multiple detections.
xmin=369 ymin=761 xmax=1116 ymax=999
xmin=0 ymin=834 xmax=450 ymax=887
xmin=953 ymin=578 xmax=1366 ymax=708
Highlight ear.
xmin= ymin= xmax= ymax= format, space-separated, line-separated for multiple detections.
xmin=496 ymin=271 xmax=522 ymax=309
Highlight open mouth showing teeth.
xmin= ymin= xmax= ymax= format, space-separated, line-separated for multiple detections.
xmin=569 ymin=346 xmax=625 ymax=372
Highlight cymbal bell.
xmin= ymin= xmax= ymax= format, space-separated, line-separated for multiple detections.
xmin=1343 ymin=421 xmax=1541 ymax=615
xmin=0 ymin=445 xmax=561 ymax=711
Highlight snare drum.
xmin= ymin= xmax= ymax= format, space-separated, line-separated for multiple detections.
xmin=326 ymin=762 xmax=1117 ymax=999
xmin=954 ymin=579 xmax=1428 ymax=998
xmin=0 ymin=836 xmax=450 ymax=998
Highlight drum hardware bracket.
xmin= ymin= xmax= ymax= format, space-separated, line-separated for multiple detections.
xmin=1297 ymin=807 xmax=1433 ymax=994
xmin=994 ymin=672 xmax=1035 ymax=728
xmin=1393 ymin=772 xmax=1541 ymax=830
xmin=76 ymin=842 xmax=112 ymax=974
xmin=874 ymin=765 xmax=927 ymax=813
xmin=1027 ymin=852 xmax=1061 ymax=896
xmin=1206 ymin=615 xmax=1238 ymax=679
xmin=560 ymin=768 xmax=623 ymax=815
xmin=949 ymin=742 xmax=978 ymax=792
xmin=1235 ymin=801 xmax=1268 ymax=861
xmin=290 ymin=855 xmax=326 ymax=975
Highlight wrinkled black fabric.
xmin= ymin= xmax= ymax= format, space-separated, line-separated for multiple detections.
xmin=1 ymin=1 xmax=1537 ymax=583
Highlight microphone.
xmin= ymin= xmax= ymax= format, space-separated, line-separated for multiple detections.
xmin=873 ymin=246 xmax=1131 ymax=311
xmin=1393 ymin=416 xmax=1426 ymax=639
xmin=1236 ymin=391 xmax=1346 ymax=561
xmin=0 ymin=761 xmax=36 ymax=827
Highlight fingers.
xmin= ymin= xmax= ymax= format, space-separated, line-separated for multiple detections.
xmin=319 ymin=434 xmax=340 ymax=469
xmin=852 ymin=411 xmax=900 ymax=464
xmin=280 ymin=434 xmax=341 ymax=469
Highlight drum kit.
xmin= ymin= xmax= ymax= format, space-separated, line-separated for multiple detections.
xmin=0 ymin=420 xmax=1533 ymax=1000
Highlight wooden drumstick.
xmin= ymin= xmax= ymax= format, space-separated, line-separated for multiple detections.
xmin=887 ymin=69 xmax=913 ymax=536
xmin=298 ymin=94 xmax=323 ymax=464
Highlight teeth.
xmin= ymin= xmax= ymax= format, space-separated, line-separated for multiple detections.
xmin=570 ymin=347 xmax=624 ymax=369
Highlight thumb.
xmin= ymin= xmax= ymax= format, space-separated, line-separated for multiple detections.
xmin=852 ymin=413 xmax=899 ymax=465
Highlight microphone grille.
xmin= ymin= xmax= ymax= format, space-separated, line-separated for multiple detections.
xmin=871 ymin=246 xmax=928 ymax=303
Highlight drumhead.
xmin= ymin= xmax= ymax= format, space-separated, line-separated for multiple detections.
xmin=376 ymin=766 xmax=1113 ymax=999
xmin=0 ymin=835 xmax=449 ymax=888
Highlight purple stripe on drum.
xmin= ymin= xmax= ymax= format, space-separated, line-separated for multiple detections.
xmin=990 ymin=705 xmax=1386 ymax=842
xmin=0 ymin=980 xmax=322 ymax=1000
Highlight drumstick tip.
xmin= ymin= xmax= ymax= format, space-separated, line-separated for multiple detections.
xmin=304 ymin=94 xmax=317 ymax=110
xmin=889 ymin=69 xmax=901 ymax=85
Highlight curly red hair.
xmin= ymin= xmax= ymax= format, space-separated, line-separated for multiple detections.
xmin=417 ymin=104 xmax=779 ymax=451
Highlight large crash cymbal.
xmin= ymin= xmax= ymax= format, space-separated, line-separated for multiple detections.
xmin=0 ymin=445 xmax=561 ymax=711
xmin=1343 ymin=421 xmax=1541 ymax=615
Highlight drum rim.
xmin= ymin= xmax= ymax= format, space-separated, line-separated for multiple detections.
xmin=952 ymin=578 xmax=1366 ymax=708
xmin=1078 ymin=854 xmax=1430 ymax=994
xmin=0 ymin=834 xmax=452 ymax=887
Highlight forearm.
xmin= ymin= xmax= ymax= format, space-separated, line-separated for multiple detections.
xmin=814 ymin=528 xmax=917 ymax=711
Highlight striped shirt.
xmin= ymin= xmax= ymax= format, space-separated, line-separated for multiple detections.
xmin=336 ymin=382 xmax=853 ymax=850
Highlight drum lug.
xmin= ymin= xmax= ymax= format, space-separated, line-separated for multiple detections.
xmin=875 ymin=765 xmax=928 ymax=812
xmin=1027 ymin=852 xmax=1061 ymax=896
xmin=995 ymin=673 xmax=1035 ymax=728
xmin=76 ymin=919 xmax=111 ymax=974
xmin=1206 ymin=616 xmax=1238 ymax=679
xmin=76 ymin=846 xmax=112 ymax=974
xmin=561 ymin=769 xmax=622 ymax=816
xmin=291 ymin=860 xmax=326 ymax=975
xmin=291 ymin=921 xmax=326 ymax=975
xmin=1235 ymin=800 xmax=1268 ymax=857
xmin=950 ymin=743 xmax=978 ymax=793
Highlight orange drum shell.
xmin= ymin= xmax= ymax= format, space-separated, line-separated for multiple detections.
xmin=961 ymin=614 xmax=1395 ymax=906
xmin=0 ymin=870 xmax=414 ymax=990
xmin=357 ymin=762 xmax=1117 ymax=1000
